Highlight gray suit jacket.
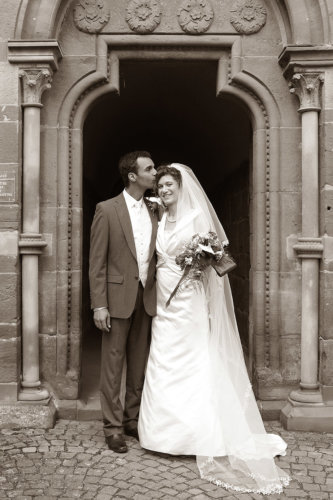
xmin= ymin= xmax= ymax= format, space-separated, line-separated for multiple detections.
xmin=89 ymin=193 xmax=158 ymax=318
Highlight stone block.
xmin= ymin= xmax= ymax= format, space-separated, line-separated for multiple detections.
xmin=320 ymin=339 xmax=333 ymax=385
xmin=0 ymin=382 xmax=18 ymax=402
xmin=68 ymin=331 xmax=81 ymax=376
xmin=0 ymin=273 xmax=19 ymax=322
xmin=71 ymin=208 xmax=83 ymax=270
xmin=0 ymin=338 xmax=20 ymax=383
xmin=0 ymin=230 xmax=19 ymax=272
xmin=257 ymin=399 xmax=286 ymax=421
xmin=283 ymin=234 xmax=300 ymax=273
xmin=0 ymin=105 xmax=19 ymax=123
xmin=322 ymin=385 xmax=333 ymax=403
xmin=0 ymin=122 xmax=19 ymax=163
xmin=40 ymin=334 xmax=56 ymax=382
xmin=320 ymin=286 xmax=333 ymax=339
xmin=280 ymin=272 xmax=301 ymax=335
xmin=0 ymin=64 xmax=19 ymax=105
xmin=281 ymin=401 xmax=333 ymax=432
xmin=77 ymin=398 xmax=102 ymax=421
xmin=0 ymin=204 xmax=20 ymax=226
xmin=0 ymin=322 xmax=20 ymax=340
xmin=280 ymin=191 xmax=301 ymax=236
xmin=324 ymin=71 xmax=333 ymax=109
xmin=40 ymin=206 xmax=57 ymax=271
xmin=321 ymin=185 xmax=333 ymax=235
xmin=53 ymin=373 xmax=79 ymax=400
xmin=322 ymin=122 xmax=333 ymax=187
xmin=56 ymin=270 xmax=69 ymax=336
xmin=40 ymin=126 xmax=58 ymax=206
xmin=320 ymin=271 xmax=333 ymax=339
xmin=280 ymin=335 xmax=301 ymax=382
xmin=39 ymin=271 xmax=57 ymax=334
xmin=0 ymin=0 xmax=21 ymax=40
xmin=258 ymin=383 xmax=295 ymax=401
xmin=322 ymin=235 xmax=333 ymax=271
xmin=0 ymin=42 xmax=7 ymax=62
xmin=279 ymin=127 xmax=302 ymax=191
xmin=0 ymin=399 xmax=56 ymax=429
xmin=70 ymin=271 xmax=82 ymax=334
xmin=55 ymin=398 xmax=78 ymax=419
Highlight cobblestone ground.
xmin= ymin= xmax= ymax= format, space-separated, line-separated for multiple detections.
xmin=1 ymin=420 xmax=333 ymax=500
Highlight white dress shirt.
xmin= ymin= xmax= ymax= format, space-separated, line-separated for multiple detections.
xmin=123 ymin=189 xmax=152 ymax=287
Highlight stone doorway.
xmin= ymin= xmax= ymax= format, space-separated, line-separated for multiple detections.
xmin=80 ymin=60 xmax=252 ymax=402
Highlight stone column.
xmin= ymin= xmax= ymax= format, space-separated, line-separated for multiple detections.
xmin=18 ymin=68 xmax=52 ymax=401
xmin=281 ymin=73 xmax=329 ymax=430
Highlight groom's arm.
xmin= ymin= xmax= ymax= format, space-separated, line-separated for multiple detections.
xmin=89 ymin=203 xmax=111 ymax=332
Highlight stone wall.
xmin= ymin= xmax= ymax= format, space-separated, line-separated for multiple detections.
xmin=320 ymin=68 xmax=333 ymax=402
xmin=0 ymin=0 xmax=21 ymax=402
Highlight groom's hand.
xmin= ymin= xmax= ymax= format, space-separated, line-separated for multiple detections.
xmin=94 ymin=308 xmax=111 ymax=332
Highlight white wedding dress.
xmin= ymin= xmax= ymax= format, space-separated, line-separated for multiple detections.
xmin=138 ymin=165 xmax=290 ymax=495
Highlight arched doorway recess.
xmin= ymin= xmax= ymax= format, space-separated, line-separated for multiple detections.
xmin=81 ymin=60 xmax=252 ymax=403
xmin=54 ymin=39 xmax=282 ymax=417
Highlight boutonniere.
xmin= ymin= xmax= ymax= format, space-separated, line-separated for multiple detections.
xmin=145 ymin=197 xmax=162 ymax=216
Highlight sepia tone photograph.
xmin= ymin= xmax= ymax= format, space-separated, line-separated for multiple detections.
xmin=1 ymin=0 xmax=333 ymax=498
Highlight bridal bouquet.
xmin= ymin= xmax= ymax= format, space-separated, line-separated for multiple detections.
xmin=166 ymin=231 xmax=236 ymax=307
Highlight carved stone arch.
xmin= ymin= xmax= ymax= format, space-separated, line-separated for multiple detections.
xmin=55 ymin=71 xmax=116 ymax=394
xmin=277 ymin=0 xmax=331 ymax=45
xmin=15 ymin=0 xmax=333 ymax=45
xmin=54 ymin=47 xmax=285 ymax=396
xmin=218 ymin=71 xmax=282 ymax=384
xmin=15 ymin=0 xmax=70 ymax=39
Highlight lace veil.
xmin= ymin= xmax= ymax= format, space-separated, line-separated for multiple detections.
xmin=170 ymin=163 xmax=290 ymax=495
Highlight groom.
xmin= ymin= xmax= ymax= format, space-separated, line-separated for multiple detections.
xmin=89 ymin=151 xmax=158 ymax=453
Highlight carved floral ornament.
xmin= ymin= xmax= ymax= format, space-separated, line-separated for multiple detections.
xmin=230 ymin=0 xmax=267 ymax=35
xmin=126 ymin=0 xmax=162 ymax=34
xmin=289 ymin=73 xmax=324 ymax=112
xmin=177 ymin=0 xmax=214 ymax=34
xmin=73 ymin=0 xmax=110 ymax=34
xmin=19 ymin=69 xmax=52 ymax=105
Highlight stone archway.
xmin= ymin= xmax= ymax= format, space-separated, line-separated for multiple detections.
xmin=80 ymin=60 xmax=252 ymax=402
xmin=53 ymin=37 xmax=281 ymax=417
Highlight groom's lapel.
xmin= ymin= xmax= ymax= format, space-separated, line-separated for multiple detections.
xmin=114 ymin=193 xmax=137 ymax=262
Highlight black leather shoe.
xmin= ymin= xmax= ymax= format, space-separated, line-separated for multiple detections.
xmin=105 ymin=433 xmax=128 ymax=453
xmin=124 ymin=427 xmax=139 ymax=440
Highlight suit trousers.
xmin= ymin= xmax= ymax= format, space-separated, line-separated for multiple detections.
xmin=100 ymin=283 xmax=151 ymax=437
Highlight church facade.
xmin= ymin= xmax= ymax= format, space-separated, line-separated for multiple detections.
xmin=1 ymin=0 xmax=333 ymax=430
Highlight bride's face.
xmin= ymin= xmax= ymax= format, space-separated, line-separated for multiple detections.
xmin=157 ymin=174 xmax=180 ymax=208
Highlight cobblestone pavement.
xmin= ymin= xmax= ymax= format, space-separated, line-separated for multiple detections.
xmin=1 ymin=420 xmax=333 ymax=500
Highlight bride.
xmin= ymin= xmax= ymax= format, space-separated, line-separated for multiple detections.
xmin=138 ymin=163 xmax=290 ymax=495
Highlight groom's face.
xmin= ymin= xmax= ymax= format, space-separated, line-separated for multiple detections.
xmin=133 ymin=157 xmax=156 ymax=190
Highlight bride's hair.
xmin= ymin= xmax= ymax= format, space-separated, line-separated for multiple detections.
xmin=155 ymin=165 xmax=182 ymax=187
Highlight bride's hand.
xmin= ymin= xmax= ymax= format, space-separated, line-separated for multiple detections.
xmin=94 ymin=308 xmax=111 ymax=332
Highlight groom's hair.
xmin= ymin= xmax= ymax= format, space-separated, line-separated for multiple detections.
xmin=119 ymin=150 xmax=152 ymax=187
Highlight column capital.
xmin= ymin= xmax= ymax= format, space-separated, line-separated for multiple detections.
xmin=289 ymin=73 xmax=324 ymax=113
xmin=293 ymin=237 xmax=323 ymax=259
xmin=19 ymin=68 xmax=53 ymax=106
